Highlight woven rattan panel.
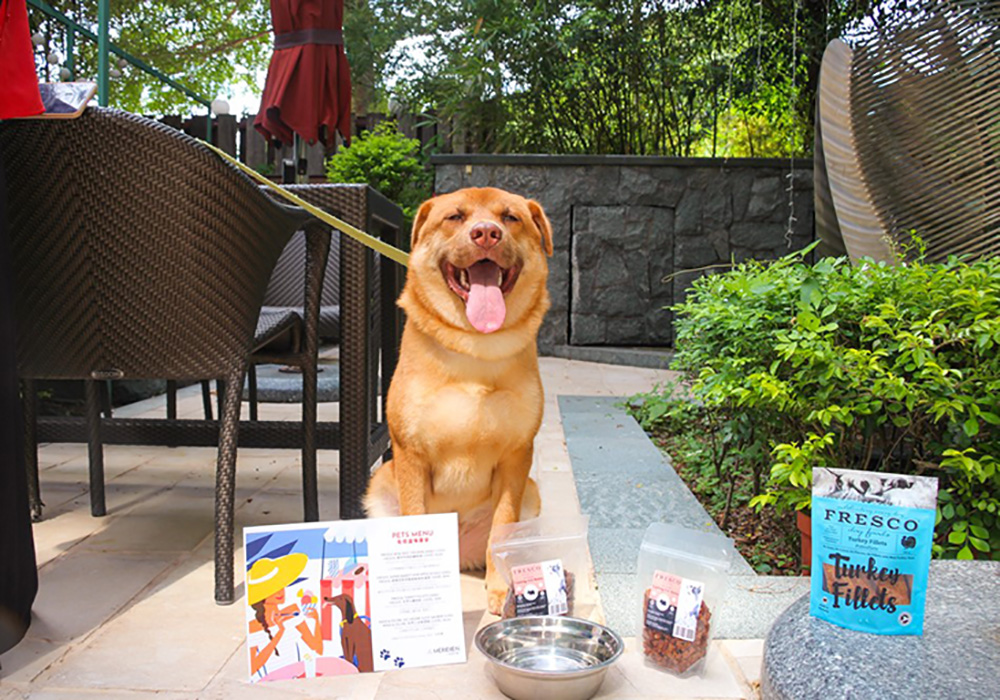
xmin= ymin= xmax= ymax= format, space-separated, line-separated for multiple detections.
xmin=264 ymin=183 xmax=379 ymax=344
xmin=850 ymin=2 xmax=1000 ymax=262
xmin=0 ymin=109 xmax=304 ymax=380
xmin=262 ymin=228 xmax=342 ymax=339
xmin=277 ymin=185 xmax=382 ymax=404
xmin=817 ymin=38 xmax=891 ymax=263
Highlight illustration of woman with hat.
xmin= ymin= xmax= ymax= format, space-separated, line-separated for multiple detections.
xmin=247 ymin=553 xmax=323 ymax=679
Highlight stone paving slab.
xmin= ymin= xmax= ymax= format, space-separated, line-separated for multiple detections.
xmin=593 ymin=572 xmax=640 ymax=638
xmin=548 ymin=344 xmax=674 ymax=370
xmin=588 ymin=527 xmax=647 ymax=573
xmin=576 ymin=472 xmax=724 ymax=531
xmin=716 ymin=576 xmax=811 ymax=640
xmin=561 ymin=395 xmax=752 ymax=543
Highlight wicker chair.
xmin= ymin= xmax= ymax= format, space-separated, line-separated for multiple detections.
xmin=816 ymin=2 xmax=1000 ymax=262
xmin=0 ymin=107 xmax=329 ymax=604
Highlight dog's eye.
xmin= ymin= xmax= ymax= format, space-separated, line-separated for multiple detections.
xmin=446 ymin=212 xmax=465 ymax=222
xmin=502 ymin=213 xmax=519 ymax=223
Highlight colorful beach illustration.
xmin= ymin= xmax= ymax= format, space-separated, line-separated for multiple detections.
xmin=244 ymin=521 xmax=374 ymax=682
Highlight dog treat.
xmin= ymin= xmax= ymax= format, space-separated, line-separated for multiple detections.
xmin=502 ymin=567 xmax=576 ymax=619
xmin=642 ymin=590 xmax=711 ymax=674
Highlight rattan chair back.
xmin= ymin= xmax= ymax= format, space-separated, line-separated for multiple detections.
xmin=0 ymin=107 xmax=320 ymax=604
xmin=0 ymin=108 xmax=310 ymax=380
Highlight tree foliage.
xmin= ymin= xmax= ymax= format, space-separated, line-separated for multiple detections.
xmin=26 ymin=0 xmax=925 ymax=153
xmin=28 ymin=0 xmax=272 ymax=113
xmin=387 ymin=0 xmax=918 ymax=156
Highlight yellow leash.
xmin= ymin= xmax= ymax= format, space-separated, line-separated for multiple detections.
xmin=201 ymin=140 xmax=410 ymax=268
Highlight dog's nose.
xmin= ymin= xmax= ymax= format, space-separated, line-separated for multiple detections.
xmin=470 ymin=221 xmax=503 ymax=249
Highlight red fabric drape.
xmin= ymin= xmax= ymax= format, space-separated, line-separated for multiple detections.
xmin=0 ymin=0 xmax=44 ymax=119
xmin=254 ymin=0 xmax=351 ymax=147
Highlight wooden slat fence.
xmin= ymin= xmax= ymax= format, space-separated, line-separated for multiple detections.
xmin=153 ymin=111 xmax=468 ymax=183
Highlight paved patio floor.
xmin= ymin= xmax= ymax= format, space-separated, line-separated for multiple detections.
xmin=0 ymin=357 xmax=765 ymax=699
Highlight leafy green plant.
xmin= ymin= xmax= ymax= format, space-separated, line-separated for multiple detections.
xmin=936 ymin=449 xmax=1000 ymax=559
xmin=749 ymin=432 xmax=834 ymax=514
xmin=325 ymin=121 xmax=432 ymax=223
xmin=664 ymin=248 xmax=1000 ymax=561
xmin=627 ymin=380 xmax=695 ymax=432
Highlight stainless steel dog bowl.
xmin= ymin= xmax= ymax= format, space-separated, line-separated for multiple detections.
xmin=475 ymin=616 xmax=624 ymax=700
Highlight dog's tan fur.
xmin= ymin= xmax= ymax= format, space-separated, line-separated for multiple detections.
xmin=364 ymin=187 xmax=553 ymax=615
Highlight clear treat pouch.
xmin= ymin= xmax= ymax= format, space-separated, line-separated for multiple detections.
xmin=635 ymin=523 xmax=735 ymax=676
xmin=491 ymin=515 xmax=592 ymax=620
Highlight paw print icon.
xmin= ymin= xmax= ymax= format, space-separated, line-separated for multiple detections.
xmin=394 ymin=656 xmax=405 ymax=668
xmin=380 ymin=649 xmax=391 ymax=661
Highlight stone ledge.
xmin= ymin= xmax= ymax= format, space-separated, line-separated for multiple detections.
xmin=241 ymin=363 xmax=340 ymax=403
xmin=431 ymin=153 xmax=815 ymax=169
xmin=546 ymin=345 xmax=674 ymax=369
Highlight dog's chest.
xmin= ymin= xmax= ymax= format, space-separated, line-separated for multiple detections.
xmin=418 ymin=380 xmax=538 ymax=454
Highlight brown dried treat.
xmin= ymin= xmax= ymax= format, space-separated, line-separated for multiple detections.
xmin=501 ymin=570 xmax=576 ymax=619
xmin=641 ymin=590 xmax=711 ymax=674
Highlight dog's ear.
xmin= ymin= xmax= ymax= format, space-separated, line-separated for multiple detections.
xmin=527 ymin=199 xmax=553 ymax=256
xmin=410 ymin=198 xmax=434 ymax=249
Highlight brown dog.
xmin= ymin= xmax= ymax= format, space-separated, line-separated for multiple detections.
xmin=364 ymin=187 xmax=553 ymax=615
xmin=325 ymin=593 xmax=373 ymax=672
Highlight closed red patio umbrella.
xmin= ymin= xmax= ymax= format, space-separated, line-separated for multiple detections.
xmin=255 ymin=0 xmax=351 ymax=149
xmin=0 ymin=0 xmax=44 ymax=120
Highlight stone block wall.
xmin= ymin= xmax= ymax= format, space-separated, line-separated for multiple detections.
xmin=431 ymin=155 xmax=814 ymax=350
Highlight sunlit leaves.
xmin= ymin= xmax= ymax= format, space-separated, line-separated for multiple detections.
xmin=31 ymin=0 xmax=271 ymax=113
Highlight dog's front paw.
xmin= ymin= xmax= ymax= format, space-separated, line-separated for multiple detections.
xmin=487 ymin=584 xmax=507 ymax=617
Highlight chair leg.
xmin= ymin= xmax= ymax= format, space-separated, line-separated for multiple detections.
xmin=216 ymin=379 xmax=224 ymax=424
xmin=201 ymin=380 xmax=213 ymax=420
xmin=166 ymin=380 xmax=178 ymax=420
xmin=248 ymin=365 xmax=258 ymax=421
xmin=339 ymin=237 xmax=372 ymax=520
xmin=85 ymin=379 xmax=106 ymax=517
xmin=214 ymin=370 xmax=245 ymax=605
xmin=301 ymin=222 xmax=330 ymax=523
xmin=301 ymin=355 xmax=318 ymax=523
xmin=100 ymin=379 xmax=113 ymax=418
xmin=22 ymin=379 xmax=43 ymax=522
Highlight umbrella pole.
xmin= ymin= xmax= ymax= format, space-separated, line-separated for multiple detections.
xmin=295 ymin=134 xmax=307 ymax=184
xmin=280 ymin=135 xmax=306 ymax=184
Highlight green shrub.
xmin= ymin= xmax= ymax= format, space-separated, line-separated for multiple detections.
xmin=325 ymin=121 xmax=432 ymax=223
xmin=665 ymin=248 xmax=1000 ymax=561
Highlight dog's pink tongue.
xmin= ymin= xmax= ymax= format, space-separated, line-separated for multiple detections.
xmin=465 ymin=262 xmax=505 ymax=333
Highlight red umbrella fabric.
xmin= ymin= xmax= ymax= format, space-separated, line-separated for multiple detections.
xmin=0 ymin=0 xmax=44 ymax=120
xmin=254 ymin=0 xmax=352 ymax=148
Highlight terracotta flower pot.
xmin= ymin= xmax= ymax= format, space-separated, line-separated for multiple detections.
xmin=796 ymin=510 xmax=812 ymax=574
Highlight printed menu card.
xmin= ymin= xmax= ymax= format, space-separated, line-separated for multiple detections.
xmin=243 ymin=513 xmax=466 ymax=682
